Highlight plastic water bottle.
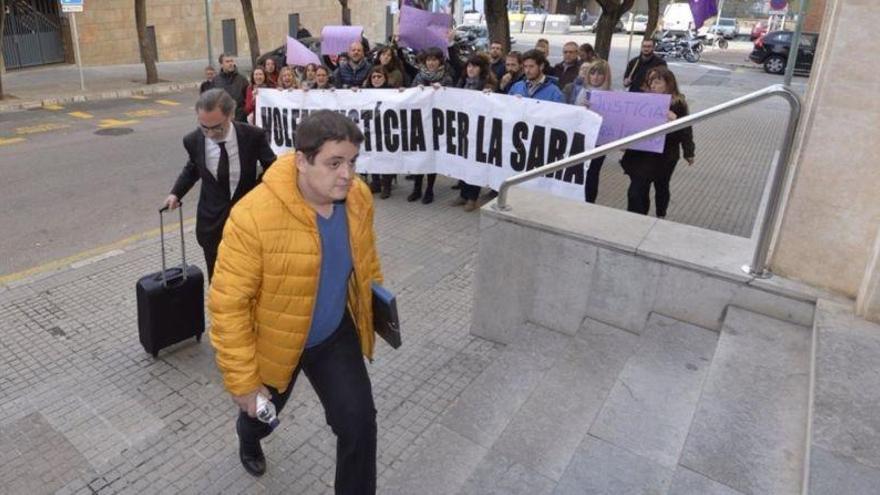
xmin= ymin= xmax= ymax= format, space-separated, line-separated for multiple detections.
xmin=255 ymin=393 xmax=280 ymax=430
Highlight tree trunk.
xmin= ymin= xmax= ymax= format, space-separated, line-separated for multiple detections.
xmin=240 ymin=0 xmax=259 ymax=68
xmin=645 ymin=0 xmax=660 ymax=40
xmin=134 ymin=0 xmax=158 ymax=84
xmin=485 ymin=0 xmax=511 ymax=52
xmin=338 ymin=0 xmax=352 ymax=26
xmin=0 ymin=0 xmax=7 ymax=99
xmin=594 ymin=0 xmax=634 ymax=61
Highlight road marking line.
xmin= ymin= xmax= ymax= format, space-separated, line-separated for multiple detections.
xmin=98 ymin=118 xmax=140 ymax=128
xmin=15 ymin=123 xmax=71 ymax=135
xmin=130 ymin=95 xmax=149 ymax=100
xmin=43 ymin=104 xmax=65 ymax=111
xmin=0 ymin=217 xmax=197 ymax=286
xmin=125 ymin=109 xmax=169 ymax=118
xmin=68 ymin=111 xmax=94 ymax=119
xmin=0 ymin=137 xmax=26 ymax=146
xmin=155 ymin=99 xmax=181 ymax=106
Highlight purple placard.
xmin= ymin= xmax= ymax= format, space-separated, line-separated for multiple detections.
xmin=398 ymin=5 xmax=451 ymax=56
xmin=588 ymin=90 xmax=672 ymax=153
xmin=286 ymin=36 xmax=321 ymax=67
xmin=321 ymin=25 xmax=364 ymax=56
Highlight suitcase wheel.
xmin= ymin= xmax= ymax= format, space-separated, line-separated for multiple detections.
xmin=151 ymin=350 xmax=159 ymax=358
xmin=196 ymin=333 xmax=203 ymax=343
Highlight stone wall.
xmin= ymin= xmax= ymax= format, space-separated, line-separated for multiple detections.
xmin=771 ymin=0 xmax=880 ymax=318
xmin=71 ymin=0 xmax=388 ymax=66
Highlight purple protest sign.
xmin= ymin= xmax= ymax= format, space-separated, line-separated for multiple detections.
xmin=286 ymin=37 xmax=321 ymax=67
xmin=588 ymin=90 xmax=672 ymax=153
xmin=688 ymin=0 xmax=718 ymax=30
xmin=398 ymin=5 xmax=452 ymax=56
xmin=320 ymin=25 xmax=364 ymax=56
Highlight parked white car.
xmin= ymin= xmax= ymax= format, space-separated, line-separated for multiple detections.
xmin=707 ymin=17 xmax=738 ymax=39
xmin=624 ymin=13 xmax=649 ymax=34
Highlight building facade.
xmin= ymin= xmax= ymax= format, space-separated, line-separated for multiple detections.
xmin=4 ymin=0 xmax=389 ymax=68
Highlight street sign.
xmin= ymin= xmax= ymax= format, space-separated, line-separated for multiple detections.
xmin=60 ymin=0 xmax=84 ymax=13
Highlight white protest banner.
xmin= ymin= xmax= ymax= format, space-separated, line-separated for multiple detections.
xmin=256 ymin=88 xmax=602 ymax=201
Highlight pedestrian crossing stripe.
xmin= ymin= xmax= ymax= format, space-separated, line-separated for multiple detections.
xmin=0 ymin=137 xmax=26 ymax=146
xmin=43 ymin=104 xmax=64 ymax=111
xmin=97 ymin=119 xmax=140 ymax=128
xmin=68 ymin=111 xmax=94 ymax=119
xmin=15 ymin=123 xmax=71 ymax=135
xmin=155 ymin=99 xmax=181 ymax=106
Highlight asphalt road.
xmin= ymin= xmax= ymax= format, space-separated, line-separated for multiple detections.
xmin=0 ymin=34 xmax=805 ymax=278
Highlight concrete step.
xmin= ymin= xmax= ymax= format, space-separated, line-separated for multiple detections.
xmin=382 ymin=323 xmax=571 ymax=495
xmin=588 ymin=313 xmax=718 ymax=469
xmin=807 ymin=299 xmax=880 ymax=494
xmin=679 ymin=306 xmax=811 ymax=495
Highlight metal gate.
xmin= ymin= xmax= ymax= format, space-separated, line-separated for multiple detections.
xmin=2 ymin=0 xmax=65 ymax=70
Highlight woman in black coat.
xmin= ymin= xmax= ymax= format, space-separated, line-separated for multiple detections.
xmin=620 ymin=66 xmax=695 ymax=218
xmin=452 ymin=54 xmax=498 ymax=212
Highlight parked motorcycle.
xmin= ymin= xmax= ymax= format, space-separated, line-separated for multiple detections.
xmin=654 ymin=31 xmax=701 ymax=63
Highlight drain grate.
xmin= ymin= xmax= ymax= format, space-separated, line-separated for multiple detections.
xmin=95 ymin=127 xmax=134 ymax=136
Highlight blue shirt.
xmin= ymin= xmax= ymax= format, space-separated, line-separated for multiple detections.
xmin=507 ymin=77 xmax=564 ymax=103
xmin=306 ymin=203 xmax=353 ymax=348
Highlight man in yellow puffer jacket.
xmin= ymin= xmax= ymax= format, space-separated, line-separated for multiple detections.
xmin=208 ymin=110 xmax=383 ymax=492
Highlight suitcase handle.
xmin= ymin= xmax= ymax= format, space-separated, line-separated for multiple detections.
xmin=152 ymin=267 xmax=188 ymax=287
xmin=158 ymin=205 xmax=188 ymax=288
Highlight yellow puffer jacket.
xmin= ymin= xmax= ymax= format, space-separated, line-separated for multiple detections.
xmin=208 ymin=152 xmax=383 ymax=396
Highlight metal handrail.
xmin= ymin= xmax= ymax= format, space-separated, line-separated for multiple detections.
xmin=493 ymin=84 xmax=802 ymax=278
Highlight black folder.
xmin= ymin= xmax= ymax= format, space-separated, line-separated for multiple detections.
xmin=372 ymin=283 xmax=401 ymax=349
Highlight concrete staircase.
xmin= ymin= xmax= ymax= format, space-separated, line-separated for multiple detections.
xmin=384 ymin=306 xmax=813 ymax=494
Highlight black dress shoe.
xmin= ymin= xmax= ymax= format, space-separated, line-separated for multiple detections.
xmin=421 ymin=191 xmax=434 ymax=204
xmin=239 ymin=437 xmax=266 ymax=476
xmin=407 ymin=190 xmax=422 ymax=202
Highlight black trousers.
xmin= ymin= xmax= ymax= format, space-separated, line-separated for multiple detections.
xmin=411 ymin=174 xmax=436 ymax=193
xmin=237 ymin=312 xmax=377 ymax=494
xmin=585 ymin=156 xmax=605 ymax=204
xmin=201 ymin=241 xmax=219 ymax=282
xmin=459 ymin=183 xmax=481 ymax=201
xmin=626 ymin=162 xmax=676 ymax=217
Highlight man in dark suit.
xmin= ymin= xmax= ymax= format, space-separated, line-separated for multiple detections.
xmin=163 ymin=89 xmax=276 ymax=280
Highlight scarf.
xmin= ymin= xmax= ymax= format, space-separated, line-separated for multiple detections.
xmin=463 ymin=76 xmax=483 ymax=90
xmin=418 ymin=66 xmax=447 ymax=84
xmin=526 ymin=75 xmax=546 ymax=97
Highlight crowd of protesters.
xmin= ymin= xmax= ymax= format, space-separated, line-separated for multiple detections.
xmin=199 ymin=32 xmax=694 ymax=216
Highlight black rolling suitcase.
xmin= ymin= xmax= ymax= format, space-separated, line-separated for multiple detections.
xmin=136 ymin=205 xmax=205 ymax=357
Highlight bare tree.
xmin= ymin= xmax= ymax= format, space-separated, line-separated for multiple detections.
xmin=645 ymin=0 xmax=660 ymax=40
xmin=135 ymin=0 xmax=158 ymax=84
xmin=338 ymin=0 xmax=352 ymax=26
xmin=240 ymin=0 xmax=260 ymax=68
xmin=594 ymin=0 xmax=635 ymax=60
xmin=0 ymin=0 xmax=7 ymax=99
xmin=485 ymin=0 xmax=511 ymax=52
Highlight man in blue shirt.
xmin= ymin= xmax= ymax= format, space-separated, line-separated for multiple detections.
xmin=507 ymin=49 xmax=564 ymax=103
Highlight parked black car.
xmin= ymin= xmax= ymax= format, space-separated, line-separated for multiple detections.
xmin=749 ymin=31 xmax=819 ymax=75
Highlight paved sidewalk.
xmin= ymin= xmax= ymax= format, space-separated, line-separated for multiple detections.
xmin=0 ymin=57 xmax=252 ymax=113
xmin=699 ymin=43 xmax=759 ymax=70
xmin=0 ymin=181 xmax=497 ymax=495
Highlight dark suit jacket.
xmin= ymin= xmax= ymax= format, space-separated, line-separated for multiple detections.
xmin=170 ymin=122 xmax=276 ymax=248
